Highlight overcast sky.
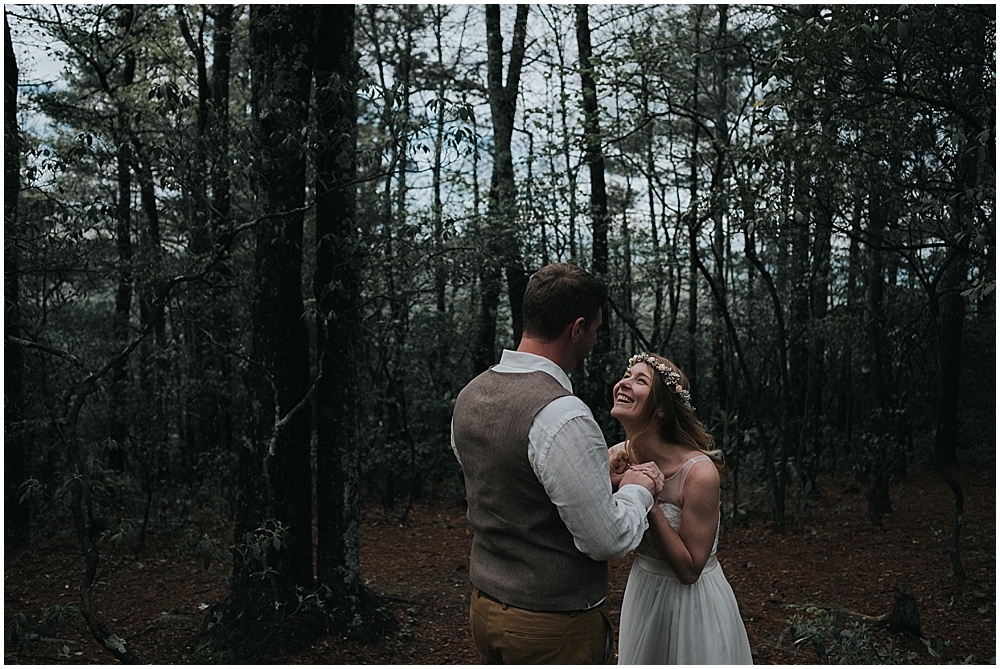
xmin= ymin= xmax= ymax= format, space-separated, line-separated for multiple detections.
xmin=8 ymin=8 xmax=67 ymax=87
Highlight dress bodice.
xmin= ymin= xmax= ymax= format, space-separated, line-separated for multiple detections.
xmin=636 ymin=454 xmax=719 ymax=559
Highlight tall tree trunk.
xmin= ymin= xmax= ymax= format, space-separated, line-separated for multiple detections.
xmin=248 ymin=0 xmax=315 ymax=594
xmin=685 ymin=5 xmax=705 ymax=395
xmin=865 ymin=193 xmax=889 ymax=417
xmin=175 ymin=5 xmax=211 ymax=255
xmin=4 ymin=9 xmax=29 ymax=549
xmin=135 ymin=150 xmax=167 ymax=387
xmin=787 ymin=180 xmax=810 ymax=525
xmin=391 ymin=6 xmax=421 ymax=508
xmin=133 ymin=150 xmax=167 ymax=546
xmin=575 ymin=4 xmax=613 ymax=422
xmin=475 ymin=5 xmax=529 ymax=372
xmin=181 ymin=5 xmax=236 ymax=466
xmin=837 ymin=182 xmax=867 ymax=448
xmin=209 ymin=4 xmax=233 ymax=237
xmin=864 ymin=187 xmax=893 ymax=527
xmin=932 ymin=253 xmax=967 ymax=582
xmin=107 ymin=5 xmax=136 ymax=470
xmin=933 ymin=35 xmax=982 ymax=467
xmin=932 ymin=266 xmax=968 ymax=459
xmin=197 ymin=6 xmax=316 ymax=660
xmin=206 ymin=3 xmax=235 ymax=455
xmin=643 ymin=78 xmax=666 ymax=350
xmin=549 ymin=7 xmax=579 ymax=262
xmin=744 ymin=227 xmax=791 ymax=533
xmin=710 ymin=3 xmax=731 ymax=414
xmin=786 ymin=6 xmax=823 ymax=527
xmin=431 ymin=5 xmax=448 ymax=313
xmin=808 ymin=207 xmax=832 ymax=464
xmin=314 ymin=4 xmax=394 ymax=639
xmin=930 ymin=25 xmax=986 ymax=574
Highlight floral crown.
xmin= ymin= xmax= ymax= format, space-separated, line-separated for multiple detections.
xmin=627 ymin=353 xmax=695 ymax=412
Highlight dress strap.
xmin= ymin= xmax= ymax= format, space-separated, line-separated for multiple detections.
xmin=660 ymin=454 xmax=711 ymax=503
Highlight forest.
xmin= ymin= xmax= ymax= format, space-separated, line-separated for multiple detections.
xmin=4 ymin=4 xmax=995 ymax=664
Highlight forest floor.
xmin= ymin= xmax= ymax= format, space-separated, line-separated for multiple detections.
xmin=4 ymin=461 xmax=995 ymax=665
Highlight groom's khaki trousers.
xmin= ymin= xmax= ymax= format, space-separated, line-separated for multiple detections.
xmin=470 ymin=588 xmax=614 ymax=664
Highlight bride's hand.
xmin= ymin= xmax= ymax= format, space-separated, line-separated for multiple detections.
xmin=628 ymin=461 xmax=665 ymax=497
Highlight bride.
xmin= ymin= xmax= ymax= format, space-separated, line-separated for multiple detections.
xmin=609 ymin=353 xmax=752 ymax=664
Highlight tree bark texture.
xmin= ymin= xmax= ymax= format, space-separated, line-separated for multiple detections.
xmin=709 ymin=4 xmax=731 ymax=414
xmin=198 ymin=6 xmax=316 ymax=661
xmin=575 ymin=4 xmax=613 ymax=424
xmin=4 ymin=9 xmax=30 ymax=549
xmin=313 ymin=4 xmax=394 ymax=640
xmin=475 ymin=4 xmax=529 ymax=373
xmin=210 ymin=3 xmax=233 ymax=236
xmin=684 ymin=6 xmax=705 ymax=399
xmin=107 ymin=5 xmax=136 ymax=468
xmin=183 ymin=3 xmax=236 ymax=465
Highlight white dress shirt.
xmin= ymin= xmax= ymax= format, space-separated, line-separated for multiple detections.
xmin=452 ymin=349 xmax=653 ymax=562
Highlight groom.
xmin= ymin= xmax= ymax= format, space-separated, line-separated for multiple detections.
xmin=452 ymin=263 xmax=664 ymax=664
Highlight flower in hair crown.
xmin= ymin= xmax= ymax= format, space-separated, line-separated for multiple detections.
xmin=627 ymin=353 xmax=695 ymax=412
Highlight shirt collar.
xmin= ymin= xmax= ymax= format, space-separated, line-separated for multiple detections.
xmin=494 ymin=349 xmax=574 ymax=393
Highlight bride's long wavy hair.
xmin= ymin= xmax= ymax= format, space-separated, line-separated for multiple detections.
xmin=622 ymin=354 xmax=725 ymax=475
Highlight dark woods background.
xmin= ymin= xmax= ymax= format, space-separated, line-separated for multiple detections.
xmin=4 ymin=4 xmax=994 ymax=662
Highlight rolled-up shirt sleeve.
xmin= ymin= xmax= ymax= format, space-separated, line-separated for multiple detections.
xmin=529 ymin=396 xmax=653 ymax=561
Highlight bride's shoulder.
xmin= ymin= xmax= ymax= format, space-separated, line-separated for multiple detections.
xmin=609 ymin=441 xmax=626 ymax=453
xmin=684 ymin=456 xmax=721 ymax=486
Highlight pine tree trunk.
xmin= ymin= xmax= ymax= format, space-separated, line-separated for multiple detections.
xmin=710 ymin=3 xmax=731 ymax=414
xmin=684 ymin=5 xmax=705 ymax=396
xmin=4 ymin=9 xmax=29 ymax=549
xmin=576 ymin=4 xmax=613 ymax=422
xmin=183 ymin=4 xmax=235 ymax=465
xmin=107 ymin=6 xmax=136 ymax=470
xmin=196 ymin=7 xmax=316 ymax=660
xmin=476 ymin=4 xmax=529 ymax=373
xmin=313 ymin=4 xmax=394 ymax=640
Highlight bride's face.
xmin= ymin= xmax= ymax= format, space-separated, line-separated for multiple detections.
xmin=610 ymin=363 xmax=655 ymax=424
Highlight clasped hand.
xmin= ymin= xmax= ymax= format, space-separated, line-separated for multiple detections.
xmin=622 ymin=462 xmax=664 ymax=497
xmin=611 ymin=451 xmax=664 ymax=497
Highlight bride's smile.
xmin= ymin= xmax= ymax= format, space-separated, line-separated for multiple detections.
xmin=611 ymin=363 xmax=655 ymax=422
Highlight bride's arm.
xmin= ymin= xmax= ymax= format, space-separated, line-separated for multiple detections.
xmin=645 ymin=460 xmax=720 ymax=585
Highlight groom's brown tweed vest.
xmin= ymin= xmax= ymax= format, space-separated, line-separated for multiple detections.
xmin=453 ymin=369 xmax=608 ymax=612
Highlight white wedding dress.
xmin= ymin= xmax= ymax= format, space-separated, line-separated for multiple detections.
xmin=617 ymin=454 xmax=753 ymax=665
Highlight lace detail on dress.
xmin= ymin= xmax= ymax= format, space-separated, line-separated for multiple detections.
xmin=662 ymin=500 xmax=683 ymax=532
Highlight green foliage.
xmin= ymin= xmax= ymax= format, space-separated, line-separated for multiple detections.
xmin=4 ymin=604 xmax=85 ymax=660
xmin=197 ymin=534 xmax=225 ymax=571
xmin=780 ymin=609 xmax=916 ymax=664
xmin=16 ymin=478 xmax=44 ymax=504
xmin=4 ymin=613 xmax=29 ymax=655
xmin=920 ymin=637 xmax=977 ymax=664
xmin=234 ymin=519 xmax=289 ymax=580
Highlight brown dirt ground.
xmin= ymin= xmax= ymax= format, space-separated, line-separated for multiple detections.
xmin=4 ymin=462 xmax=995 ymax=665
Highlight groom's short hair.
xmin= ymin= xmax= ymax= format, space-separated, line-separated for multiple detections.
xmin=522 ymin=263 xmax=606 ymax=342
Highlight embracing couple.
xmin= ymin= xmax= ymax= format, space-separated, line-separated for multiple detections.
xmin=452 ymin=263 xmax=753 ymax=664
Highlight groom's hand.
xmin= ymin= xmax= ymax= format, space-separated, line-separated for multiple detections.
xmin=620 ymin=462 xmax=664 ymax=497
xmin=609 ymin=447 xmax=630 ymax=490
